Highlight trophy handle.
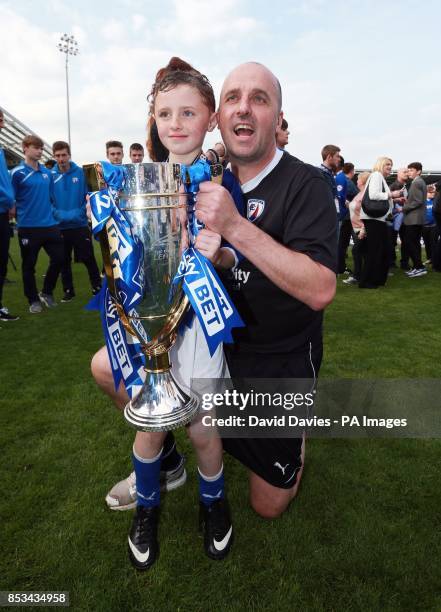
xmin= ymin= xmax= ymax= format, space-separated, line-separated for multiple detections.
xmin=99 ymin=229 xmax=136 ymax=337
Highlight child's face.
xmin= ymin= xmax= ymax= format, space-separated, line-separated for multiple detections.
xmin=154 ymin=84 xmax=216 ymax=161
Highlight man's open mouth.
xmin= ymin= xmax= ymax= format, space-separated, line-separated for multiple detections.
xmin=233 ymin=124 xmax=255 ymax=136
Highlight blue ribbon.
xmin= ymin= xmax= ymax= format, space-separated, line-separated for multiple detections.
xmin=175 ymin=160 xmax=244 ymax=356
xmin=86 ymin=278 xmax=145 ymax=399
xmin=87 ymin=161 xmax=146 ymax=398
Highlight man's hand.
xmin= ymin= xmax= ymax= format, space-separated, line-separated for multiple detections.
xmin=85 ymin=194 xmax=92 ymax=221
xmin=194 ymin=229 xmax=222 ymax=264
xmin=196 ymin=181 xmax=241 ymax=239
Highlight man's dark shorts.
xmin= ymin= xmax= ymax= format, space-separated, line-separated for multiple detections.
xmin=223 ymin=341 xmax=323 ymax=489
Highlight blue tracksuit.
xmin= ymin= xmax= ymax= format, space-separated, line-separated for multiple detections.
xmin=0 ymin=148 xmax=14 ymax=213
xmin=10 ymin=162 xmax=57 ymax=228
xmin=335 ymin=171 xmax=348 ymax=221
xmin=51 ymin=162 xmax=88 ymax=229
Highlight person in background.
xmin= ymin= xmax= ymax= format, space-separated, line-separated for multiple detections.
xmin=389 ymin=168 xmax=409 ymax=270
xmin=320 ymin=144 xmax=341 ymax=224
xmin=51 ymin=141 xmax=101 ymax=302
xmin=106 ymin=140 xmax=124 ymax=165
xmin=431 ymin=181 xmax=441 ymax=271
xmin=422 ymin=185 xmax=437 ymax=266
xmin=343 ymin=171 xmax=370 ymax=285
xmin=129 ymin=143 xmax=144 ymax=163
xmin=359 ymin=157 xmax=402 ymax=289
xmin=403 ymin=162 xmax=427 ymax=277
xmin=10 ymin=135 xmax=64 ymax=312
xmin=276 ymin=118 xmax=289 ymax=150
xmin=44 ymin=159 xmax=56 ymax=170
xmin=0 ymin=109 xmax=18 ymax=321
xmin=337 ymin=161 xmax=358 ymax=274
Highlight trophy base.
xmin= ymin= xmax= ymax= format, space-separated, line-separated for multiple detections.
xmin=124 ymin=370 xmax=200 ymax=432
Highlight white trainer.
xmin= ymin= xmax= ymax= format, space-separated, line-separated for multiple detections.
xmin=105 ymin=459 xmax=187 ymax=511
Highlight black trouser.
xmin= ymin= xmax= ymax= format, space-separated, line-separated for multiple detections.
xmin=0 ymin=212 xmax=11 ymax=308
xmin=422 ymin=225 xmax=438 ymax=262
xmin=387 ymin=224 xmax=397 ymax=266
xmin=18 ymin=226 xmax=64 ymax=303
xmin=337 ymin=218 xmax=353 ymax=273
xmin=60 ymin=226 xmax=101 ymax=293
xmin=404 ymin=224 xmax=423 ymax=269
xmin=394 ymin=224 xmax=409 ymax=268
xmin=359 ymin=219 xmax=389 ymax=288
xmin=433 ymin=212 xmax=441 ymax=271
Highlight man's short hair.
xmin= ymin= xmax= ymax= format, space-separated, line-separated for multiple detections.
xmin=22 ymin=135 xmax=44 ymax=150
xmin=408 ymin=161 xmax=423 ymax=172
xmin=280 ymin=118 xmax=288 ymax=131
xmin=343 ymin=162 xmax=354 ymax=174
xmin=106 ymin=140 xmax=123 ymax=152
xmin=129 ymin=142 xmax=144 ymax=152
xmin=321 ymin=144 xmax=340 ymax=161
xmin=52 ymin=141 xmax=71 ymax=155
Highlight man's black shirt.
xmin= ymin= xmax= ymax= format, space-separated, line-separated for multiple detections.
xmin=222 ymin=152 xmax=337 ymax=353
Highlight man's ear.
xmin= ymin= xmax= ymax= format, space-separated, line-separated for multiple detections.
xmin=276 ymin=111 xmax=283 ymax=129
xmin=207 ymin=112 xmax=217 ymax=133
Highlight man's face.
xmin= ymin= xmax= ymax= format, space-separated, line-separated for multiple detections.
xmin=24 ymin=144 xmax=43 ymax=162
xmin=326 ymin=151 xmax=340 ymax=172
xmin=107 ymin=146 xmax=123 ymax=164
xmin=218 ymin=64 xmax=281 ymax=165
xmin=130 ymin=149 xmax=144 ymax=163
xmin=276 ymin=126 xmax=289 ymax=148
xmin=53 ymin=148 xmax=71 ymax=171
xmin=397 ymin=168 xmax=409 ymax=183
xmin=407 ymin=167 xmax=419 ymax=180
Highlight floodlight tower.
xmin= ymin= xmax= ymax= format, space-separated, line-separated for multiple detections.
xmin=57 ymin=33 xmax=79 ymax=148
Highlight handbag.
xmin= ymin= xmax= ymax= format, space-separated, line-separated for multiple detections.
xmin=361 ymin=175 xmax=390 ymax=218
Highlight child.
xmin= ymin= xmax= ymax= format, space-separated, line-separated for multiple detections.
xmin=103 ymin=57 xmax=242 ymax=570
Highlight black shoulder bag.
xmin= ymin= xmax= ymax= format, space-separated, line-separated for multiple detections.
xmin=361 ymin=175 xmax=390 ymax=218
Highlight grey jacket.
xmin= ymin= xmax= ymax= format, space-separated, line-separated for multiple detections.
xmin=403 ymin=176 xmax=427 ymax=226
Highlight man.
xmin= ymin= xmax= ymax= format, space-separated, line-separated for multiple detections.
xmin=320 ymin=144 xmax=341 ymax=221
xmin=389 ymin=168 xmax=409 ymax=270
xmin=276 ymin=118 xmax=289 ymax=150
xmin=0 ymin=109 xmax=18 ymax=321
xmin=196 ymin=62 xmax=337 ymax=518
xmin=51 ymin=141 xmax=101 ymax=302
xmin=129 ymin=143 xmax=144 ymax=163
xmin=403 ymin=162 xmax=427 ymax=277
xmin=106 ymin=140 xmax=124 ymax=165
xmin=337 ymin=161 xmax=359 ymax=275
xmin=10 ymin=135 xmax=64 ymax=313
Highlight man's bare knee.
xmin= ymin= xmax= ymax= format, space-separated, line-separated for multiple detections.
xmin=249 ymin=469 xmax=302 ymax=519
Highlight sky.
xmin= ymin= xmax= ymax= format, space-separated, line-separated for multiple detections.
xmin=1 ymin=0 xmax=440 ymax=169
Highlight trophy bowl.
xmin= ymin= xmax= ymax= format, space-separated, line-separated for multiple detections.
xmin=92 ymin=162 xmax=200 ymax=431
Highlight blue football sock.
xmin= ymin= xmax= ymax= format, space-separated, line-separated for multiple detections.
xmin=132 ymin=445 xmax=162 ymax=508
xmin=198 ymin=464 xmax=224 ymax=507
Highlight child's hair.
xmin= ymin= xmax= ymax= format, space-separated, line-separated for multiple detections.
xmin=146 ymin=57 xmax=215 ymax=161
xmin=148 ymin=56 xmax=215 ymax=114
xmin=146 ymin=116 xmax=169 ymax=162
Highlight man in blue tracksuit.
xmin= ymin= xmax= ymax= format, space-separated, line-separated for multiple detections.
xmin=0 ymin=109 xmax=18 ymax=321
xmin=51 ymin=141 xmax=101 ymax=302
xmin=11 ymin=135 xmax=64 ymax=313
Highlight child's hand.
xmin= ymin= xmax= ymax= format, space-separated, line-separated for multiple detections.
xmin=195 ymin=229 xmax=222 ymax=264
